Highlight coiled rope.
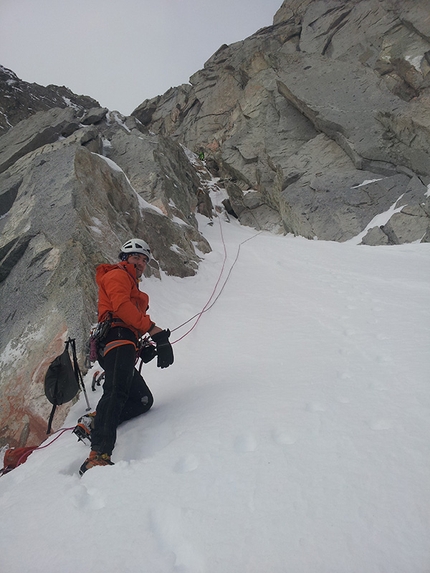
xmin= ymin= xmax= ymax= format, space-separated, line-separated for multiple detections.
xmin=0 ymin=426 xmax=75 ymax=476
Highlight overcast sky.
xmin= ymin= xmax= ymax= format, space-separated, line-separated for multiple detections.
xmin=1 ymin=0 xmax=284 ymax=115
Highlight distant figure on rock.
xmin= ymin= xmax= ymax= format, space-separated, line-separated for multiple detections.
xmin=79 ymin=238 xmax=174 ymax=475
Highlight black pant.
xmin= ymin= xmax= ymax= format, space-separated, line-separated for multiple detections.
xmin=91 ymin=343 xmax=153 ymax=455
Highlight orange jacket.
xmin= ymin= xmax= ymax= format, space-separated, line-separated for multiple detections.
xmin=96 ymin=261 xmax=154 ymax=339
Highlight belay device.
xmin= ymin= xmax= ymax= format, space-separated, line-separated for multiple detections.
xmin=44 ymin=337 xmax=91 ymax=433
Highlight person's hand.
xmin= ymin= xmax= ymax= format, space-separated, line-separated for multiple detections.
xmin=150 ymin=329 xmax=174 ymax=368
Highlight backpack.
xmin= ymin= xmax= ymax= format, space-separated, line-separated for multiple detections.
xmin=44 ymin=338 xmax=89 ymax=434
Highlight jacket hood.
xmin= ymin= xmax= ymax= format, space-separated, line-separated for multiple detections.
xmin=95 ymin=261 xmax=137 ymax=286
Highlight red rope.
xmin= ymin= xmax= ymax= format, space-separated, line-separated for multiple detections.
xmin=172 ymin=217 xmax=228 ymax=344
xmin=171 ymin=216 xmax=262 ymax=344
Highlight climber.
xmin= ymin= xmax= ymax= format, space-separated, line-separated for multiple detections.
xmin=79 ymin=238 xmax=174 ymax=475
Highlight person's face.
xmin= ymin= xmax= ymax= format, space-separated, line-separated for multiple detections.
xmin=127 ymin=253 xmax=148 ymax=278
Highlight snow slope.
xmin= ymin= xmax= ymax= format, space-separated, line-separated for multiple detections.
xmin=0 ymin=214 xmax=429 ymax=573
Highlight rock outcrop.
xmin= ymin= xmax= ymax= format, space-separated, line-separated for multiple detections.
xmin=0 ymin=103 xmax=212 ymax=448
xmin=0 ymin=65 xmax=100 ymax=134
xmin=133 ymin=0 xmax=430 ymax=244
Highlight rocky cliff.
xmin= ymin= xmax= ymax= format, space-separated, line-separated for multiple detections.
xmin=134 ymin=0 xmax=430 ymax=245
xmin=0 ymin=65 xmax=101 ymax=134
xmin=0 ymin=80 xmax=213 ymax=448
xmin=1 ymin=0 xmax=429 ymax=448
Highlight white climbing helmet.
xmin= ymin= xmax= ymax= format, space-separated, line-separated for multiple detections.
xmin=119 ymin=238 xmax=151 ymax=261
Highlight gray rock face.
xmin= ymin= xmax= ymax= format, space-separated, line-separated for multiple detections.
xmin=133 ymin=0 xmax=430 ymax=244
xmin=0 ymin=107 xmax=81 ymax=174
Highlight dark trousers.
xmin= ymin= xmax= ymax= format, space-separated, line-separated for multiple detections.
xmin=91 ymin=343 xmax=153 ymax=455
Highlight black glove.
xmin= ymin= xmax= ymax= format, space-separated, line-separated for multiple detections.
xmin=139 ymin=342 xmax=157 ymax=364
xmin=151 ymin=329 xmax=174 ymax=369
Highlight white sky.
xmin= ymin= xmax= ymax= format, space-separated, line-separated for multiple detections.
xmin=0 ymin=0 xmax=284 ymax=115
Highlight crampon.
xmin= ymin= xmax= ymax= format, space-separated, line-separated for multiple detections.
xmin=73 ymin=412 xmax=96 ymax=443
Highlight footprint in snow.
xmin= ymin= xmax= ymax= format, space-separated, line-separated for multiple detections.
xmin=149 ymin=504 xmax=206 ymax=572
xmin=70 ymin=483 xmax=106 ymax=510
xmin=234 ymin=434 xmax=257 ymax=453
xmin=306 ymin=402 xmax=326 ymax=412
xmin=368 ymin=419 xmax=393 ymax=431
xmin=272 ymin=429 xmax=297 ymax=445
xmin=173 ymin=454 xmax=199 ymax=473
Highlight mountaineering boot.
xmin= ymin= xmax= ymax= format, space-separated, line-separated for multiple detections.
xmin=73 ymin=411 xmax=96 ymax=443
xmin=79 ymin=451 xmax=114 ymax=476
